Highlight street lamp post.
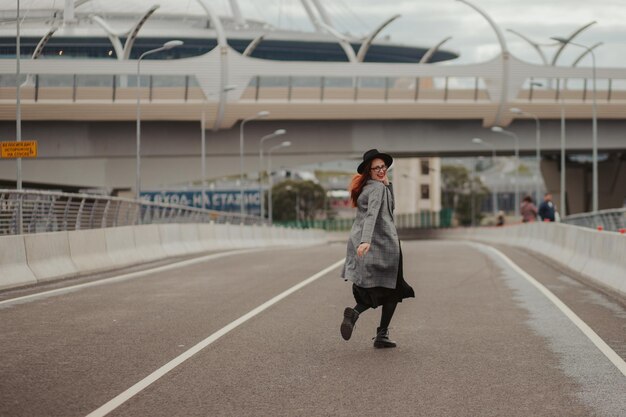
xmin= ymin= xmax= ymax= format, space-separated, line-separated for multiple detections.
xmin=16 ymin=0 xmax=22 ymax=233
xmin=239 ymin=111 xmax=269 ymax=220
xmin=200 ymin=84 xmax=237 ymax=210
xmin=472 ymin=138 xmax=498 ymax=215
xmin=267 ymin=141 xmax=291 ymax=224
xmin=259 ymin=129 xmax=286 ymax=220
xmin=551 ymin=37 xmax=598 ymax=212
xmin=510 ymin=107 xmax=542 ymax=204
xmin=136 ymin=40 xmax=183 ymax=202
xmin=491 ymin=126 xmax=520 ymax=217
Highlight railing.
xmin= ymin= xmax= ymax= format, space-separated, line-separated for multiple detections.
xmin=562 ymin=208 xmax=626 ymax=232
xmin=0 ymin=189 xmax=262 ymax=235
xmin=276 ymin=209 xmax=453 ymax=231
xmin=3 ymin=73 xmax=626 ymax=105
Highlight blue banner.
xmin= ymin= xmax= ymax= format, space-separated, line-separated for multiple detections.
xmin=140 ymin=190 xmax=261 ymax=216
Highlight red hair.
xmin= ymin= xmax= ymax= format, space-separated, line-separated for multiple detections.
xmin=348 ymin=160 xmax=371 ymax=207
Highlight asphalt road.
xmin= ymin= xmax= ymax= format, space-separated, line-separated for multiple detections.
xmin=0 ymin=240 xmax=625 ymax=417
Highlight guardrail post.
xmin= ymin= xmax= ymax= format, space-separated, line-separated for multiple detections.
xmin=63 ymin=197 xmax=71 ymax=231
xmin=149 ymin=75 xmax=154 ymax=102
xmin=384 ymin=77 xmax=390 ymax=102
xmin=287 ymin=76 xmax=292 ymax=102
xmin=72 ymin=74 xmax=77 ymax=102
xmin=474 ymin=77 xmax=479 ymax=101
xmin=112 ymin=75 xmax=117 ymax=102
xmin=184 ymin=75 xmax=189 ymax=102
xmin=32 ymin=74 xmax=39 ymax=103
xmin=45 ymin=195 xmax=56 ymax=232
xmin=76 ymin=197 xmax=85 ymax=230
xmin=88 ymin=198 xmax=97 ymax=229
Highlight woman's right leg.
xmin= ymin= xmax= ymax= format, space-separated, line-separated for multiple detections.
xmin=341 ymin=304 xmax=368 ymax=341
xmin=354 ymin=304 xmax=369 ymax=314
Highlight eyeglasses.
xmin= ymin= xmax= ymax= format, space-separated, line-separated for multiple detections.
xmin=370 ymin=165 xmax=387 ymax=173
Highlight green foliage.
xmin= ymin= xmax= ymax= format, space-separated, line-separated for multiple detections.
xmin=271 ymin=180 xmax=327 ymax=222
xmin=441 ymin=164 xmax=491 ymax=226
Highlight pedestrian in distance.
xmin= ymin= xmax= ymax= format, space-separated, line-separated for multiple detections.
xmin=520 ymin=195 xmax=538 ymax=223
xmin=340 ymin=149 xmax=415 ymax=348
xmin=538 ymin=192 xmax=557 ymax=222
xmin=496 ymin=210 xmax=505 ymax=227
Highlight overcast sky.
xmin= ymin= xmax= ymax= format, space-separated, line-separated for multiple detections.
xmin=4 ymin=0 xmax=625 ymax=67
xmin=229 ymin=0 xmax=626 ymax=68
xmin=251 ymin=0 xmax=626 ymax=67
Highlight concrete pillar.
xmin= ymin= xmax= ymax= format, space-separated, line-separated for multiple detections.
xmin=540 ymin=152 xmax=626 ymax=215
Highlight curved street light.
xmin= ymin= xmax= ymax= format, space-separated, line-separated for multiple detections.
xmin=551 ymin=37 xmax=598 ymax=212
xmin=200 ymin=84 xmax=237 ymax=208
xmin=268 ymin=141 xmax=292 ymax=224
xmin=491 ymin=126 xmax=520 ymax=217
xmin=136 ymin=40 xmax=184 ymax=201
xmin=259 ymin=129 xmax=287 ymax=219
xmin=472 ymin=138 xmax=498 ymax=215
xmin=239 ymin=111 xmax=269 ymax=219
xmin=510 ymin=107 xmax=542 ymax=205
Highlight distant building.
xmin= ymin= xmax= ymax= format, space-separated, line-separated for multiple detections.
xmin=393 ymin=157 xmax=442 ymax=214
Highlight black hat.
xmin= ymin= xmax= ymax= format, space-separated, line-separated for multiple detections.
xmin=357 ymin=149 xmax=393 ymax=174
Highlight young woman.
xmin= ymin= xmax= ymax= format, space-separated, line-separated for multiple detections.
xmin=520 ymin=195 xmax=538 ymax=223
xmin=340 ymin=149 xmax=415 ymax=348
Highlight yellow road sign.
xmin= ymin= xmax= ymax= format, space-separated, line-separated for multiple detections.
xmin=1 ymin=141 xmax=38 ymax=159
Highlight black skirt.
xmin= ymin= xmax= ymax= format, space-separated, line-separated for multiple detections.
xmin=352 ymin=247 xmax=415 ymax=309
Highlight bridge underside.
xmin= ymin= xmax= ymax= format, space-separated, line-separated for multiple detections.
xmin=0 ymin=119 xmax=624 ymax=210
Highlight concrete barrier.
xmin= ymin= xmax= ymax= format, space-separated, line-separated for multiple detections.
xmin=0 ymin=235 xmax=37 ymax=289
xmin=444 ymin=223 xmax=626 ymax=298
xmin=0 ymin=224 xmax=327 ymax=291
xmin=158 ymin=224 xmax=188 ymax=257
xmin=25 ymin=231 xmax=78 ymax=282
xmin=105 ymin=226 xmax=141 ymax=267
xmin=198 ymin=223 xmax=221 ymax=252
xmin=68 ymin=229 xmax=113 ymax=274
xmin=133 ymin=224 xmax=167 ymax=263
xmin=179 ymin=224 xmax=205 ymax=254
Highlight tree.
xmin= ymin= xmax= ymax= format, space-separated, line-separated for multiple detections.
xmin=270 ymin=180 xmax=326 ymax=222
xmin=441 ymin=164 xmax=490 ymax=226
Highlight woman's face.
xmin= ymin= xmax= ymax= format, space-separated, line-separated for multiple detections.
xmin=369 ymin=158 xmax=387 ymax=182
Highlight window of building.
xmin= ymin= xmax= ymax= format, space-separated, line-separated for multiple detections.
xmin=421 ymin=184 xmax=430 ymax=200
xmin=421 ymin=159 xmax=430 ymax=176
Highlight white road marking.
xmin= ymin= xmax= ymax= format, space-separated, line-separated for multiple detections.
xmin=85 ymin=258 xmax=345 ymax=417
xmin=471 ymin=241 xmax=626 ymax=377
xmin=0 ymin=248 xmax=265 ymax=308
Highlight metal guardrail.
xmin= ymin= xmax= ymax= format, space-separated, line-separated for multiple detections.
xmin=276 ymin=209 xmax=453 ymax=231
xmin=562 ymin=208 xmax=626 ymax=232
xmin=0 ymin=189 xmax=262 ymax=235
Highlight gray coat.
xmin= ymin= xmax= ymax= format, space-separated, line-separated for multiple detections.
xmin=341 ymin=180 xmax=400 ymax=289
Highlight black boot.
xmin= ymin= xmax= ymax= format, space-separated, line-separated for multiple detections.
xmin=340 ymin=307 xmax=359 ymax=341
xmin=373 ymin=327 xmax=396 ymax=348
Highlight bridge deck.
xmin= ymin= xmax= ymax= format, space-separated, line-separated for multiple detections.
xmin=0 ymin=240 xmax=625 ymax=416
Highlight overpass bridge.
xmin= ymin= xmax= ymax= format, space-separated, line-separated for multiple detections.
xmin=1 ymin=48 xmax=625 ymax=209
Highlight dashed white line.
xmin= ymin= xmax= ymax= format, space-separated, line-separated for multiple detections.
xmin=85 ymin=258 xmax=345 ymax=417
